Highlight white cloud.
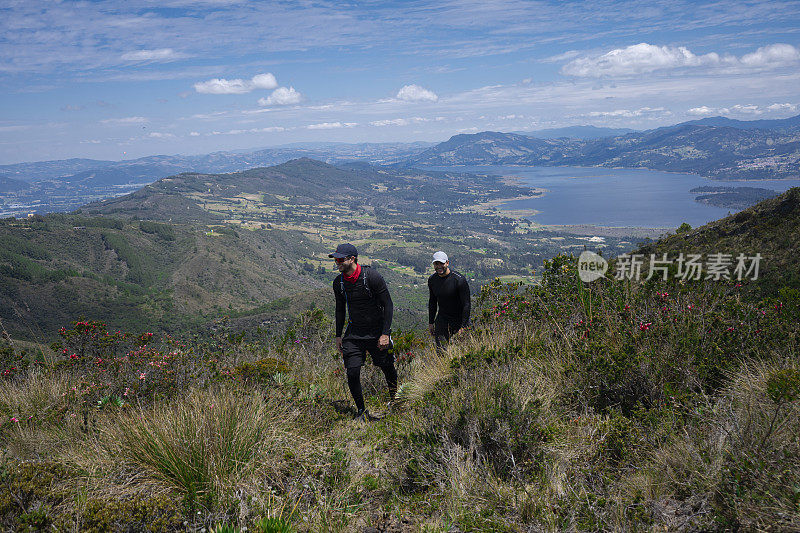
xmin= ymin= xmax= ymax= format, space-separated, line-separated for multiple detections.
xmin=100 ymin=116 xmax=148 ymax=125
xmin=80 ymin=139 xmax=101 ymax=144
xmin=562 ymin=43 xmax=722 ymax=77
xmin=191 ymin=111 xmax=229 ymax=120
xmin=689 ymin=103 xmax=796 ymax=117
xmin=371 ymin=118 xmax=409 ymax=127
xmin=250 ymin=74 xmax=279 ymax=89
xmin=731 ymin=104 xmax=762 ymax=115
xmin=306 ymin=122 xmax=357 ymax=130
xmin=740 ymin=44 xmax=800 ymax=69
xmin=194 ymin=73 xmax=278 ymax=94
xmin=257 ymin=86 xmax=302 ymax=106
xmin=541 ymin=50 xmax=580 ymax=63
xmin=121 ymin=48 xmax=183 ymax=61
xmin=148 ymin=132 xmax=175 ymax=139
xmin=189 ymin=131 xmax=201 ymax=136
xmin=396 ymin=84 xmax=438 ymax=102
xmin=586 ymin=107 xmax=666 ymax=118
xmin=369 ymin=117 xmax=430 ymax=127
xmin=562 ymin=43 xmax=800 ymax=78
xmin=202 ymin=126 xmax=287 ymax=136
xmin=687 ymin=106 xmax=717 ymax=116
xmin=211 ymin=126 xmax=286 ymax=135
xmin=767 ymin=103 xmax=798 ymax=112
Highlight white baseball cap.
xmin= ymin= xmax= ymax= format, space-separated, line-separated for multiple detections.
xmin=432 ymin=251 xmax=449 ymax=264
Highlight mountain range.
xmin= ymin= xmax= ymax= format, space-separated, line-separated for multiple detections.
xmin=3 ymin=114 xmax=799 ymax=217
xmin=0 ymin=142 xmax=433 ymax=189
xmin=512 ymin=125 xmax=637 ymax=139
xmin=408 ymin=114 xmax=800 ymax=179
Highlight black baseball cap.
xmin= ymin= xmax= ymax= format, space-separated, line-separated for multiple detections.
xmin=328 ymin=243 xmax=358 ymax=258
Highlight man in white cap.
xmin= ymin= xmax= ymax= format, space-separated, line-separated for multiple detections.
xmin=428 ymin=251 xmax=471 ymax=348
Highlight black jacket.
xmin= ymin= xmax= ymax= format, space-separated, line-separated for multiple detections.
xmin=428 ymin=269 xmax=471 ymax=327
xmin=333 ymin=266 xmax=393 ymax=339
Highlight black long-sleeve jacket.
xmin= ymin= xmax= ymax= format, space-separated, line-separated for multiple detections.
xmin=428 ymin=269 xmax=471 ymax=326
xmin=333 ymin=266 xmax=393 ymax=339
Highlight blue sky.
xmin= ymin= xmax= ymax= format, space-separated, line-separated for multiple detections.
xmin=1 ymin=0 xmax=799 ymax=164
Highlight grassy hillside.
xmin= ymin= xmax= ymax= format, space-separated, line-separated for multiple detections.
xmin=2 ymin=158 xmax=646 ymax=341
xmin=0 ymin=253 xmax=797 ymax=531
xmin=0 ymin=213 xmax=327 ymax=340
xmin=636 ymin=187 xmax=800 ymax=297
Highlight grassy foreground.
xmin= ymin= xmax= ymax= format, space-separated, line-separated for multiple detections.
xmin=1 ymin=255 xmax=799 ymax=532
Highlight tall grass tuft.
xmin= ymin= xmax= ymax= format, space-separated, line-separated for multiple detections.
xmin=101 ymin=387 xmax=294 ymax=509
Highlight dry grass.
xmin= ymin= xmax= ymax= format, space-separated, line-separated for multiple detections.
xmin=2 ymin=267 xmax=799 ymax=531
xmin=0 ymin=371 xmax=88 ymax=458
xmin=90 ymin=387 xmax=304 ymax=509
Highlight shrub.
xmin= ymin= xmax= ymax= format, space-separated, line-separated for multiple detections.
xmin=139 ymin=220 xmax=175 ymax=241
xmin=0 ymin=461 xmax=75 ymax=531
xmin=79 ymin=495 xmax=183 ymax=532
xmin=233 ymin=358 xmax=291 ymax=386
xmin=101 ymin=388 xmax=296 ymax=511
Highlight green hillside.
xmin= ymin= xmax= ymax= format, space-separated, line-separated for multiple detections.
xmin=636 ymin=186 xmax=800 ymax=297
xmin=1 ymin=251 xmax=797 ymax=531
xmin=0 ymin=213 xmax=327 ymax=340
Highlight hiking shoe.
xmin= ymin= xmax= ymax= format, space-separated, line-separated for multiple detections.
xmin=354 ymin=408 xmax=382 ymax=422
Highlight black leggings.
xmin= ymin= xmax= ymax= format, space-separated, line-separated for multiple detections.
xmin=346 ymin=364 xmax=397 ymax=412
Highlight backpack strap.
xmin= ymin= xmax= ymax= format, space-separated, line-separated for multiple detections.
xmin=339 ymin=275 xmax=347 ymax=305
xmin=340 ymin=267 xmax=373 ymax=306
xmin=362 ymin=266 xmax=372 ymax=298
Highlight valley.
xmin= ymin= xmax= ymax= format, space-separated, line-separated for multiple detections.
xmin=1 ymin=159 xmax=646 ymax=342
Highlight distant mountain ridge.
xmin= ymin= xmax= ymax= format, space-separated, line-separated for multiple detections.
xmin=409 ymin=114 xmax=800 ymax=179
xmin=0 ymin=142 xmax=433 ymax=187
xmin=682 ymin=114 xmax=800 ymax=132
xmin=512 ymin=125 xmax=637 ymax=139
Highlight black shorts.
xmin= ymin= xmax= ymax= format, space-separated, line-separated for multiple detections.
xmin=341 ymin=338 xmax=393 ymax=369
xmin=434 ymin=317 xmax=462 ymax=341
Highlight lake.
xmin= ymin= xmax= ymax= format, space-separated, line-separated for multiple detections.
xmin=426 ymin=165 xmax=800 ymax=228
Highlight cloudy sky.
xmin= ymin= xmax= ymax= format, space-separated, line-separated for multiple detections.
xmin=1 ymin=0 xmax=799 ymax=164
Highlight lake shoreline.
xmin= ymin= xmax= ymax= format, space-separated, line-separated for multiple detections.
xmin=422 ymin=163 xmax=800 ymax=182
xmin=429 ymin=164 xmax=800 ymax=228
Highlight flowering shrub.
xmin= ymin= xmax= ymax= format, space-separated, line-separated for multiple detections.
xmin=47 ymin=320 xmax=218 ymax=422
xmin=0 ymin=341 xmax=30 ymax=381
xmin=474 ymin=254 xmax=799 ymax=408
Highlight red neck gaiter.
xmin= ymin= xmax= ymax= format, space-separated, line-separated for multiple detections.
xmin=343 ymin=263 xmax=361 ymax=283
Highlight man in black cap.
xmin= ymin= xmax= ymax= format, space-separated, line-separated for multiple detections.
xmin=330 ymin=243 xmax=397 ymax=420
xmin=428 ymin=251 xmax=471 ymax=348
